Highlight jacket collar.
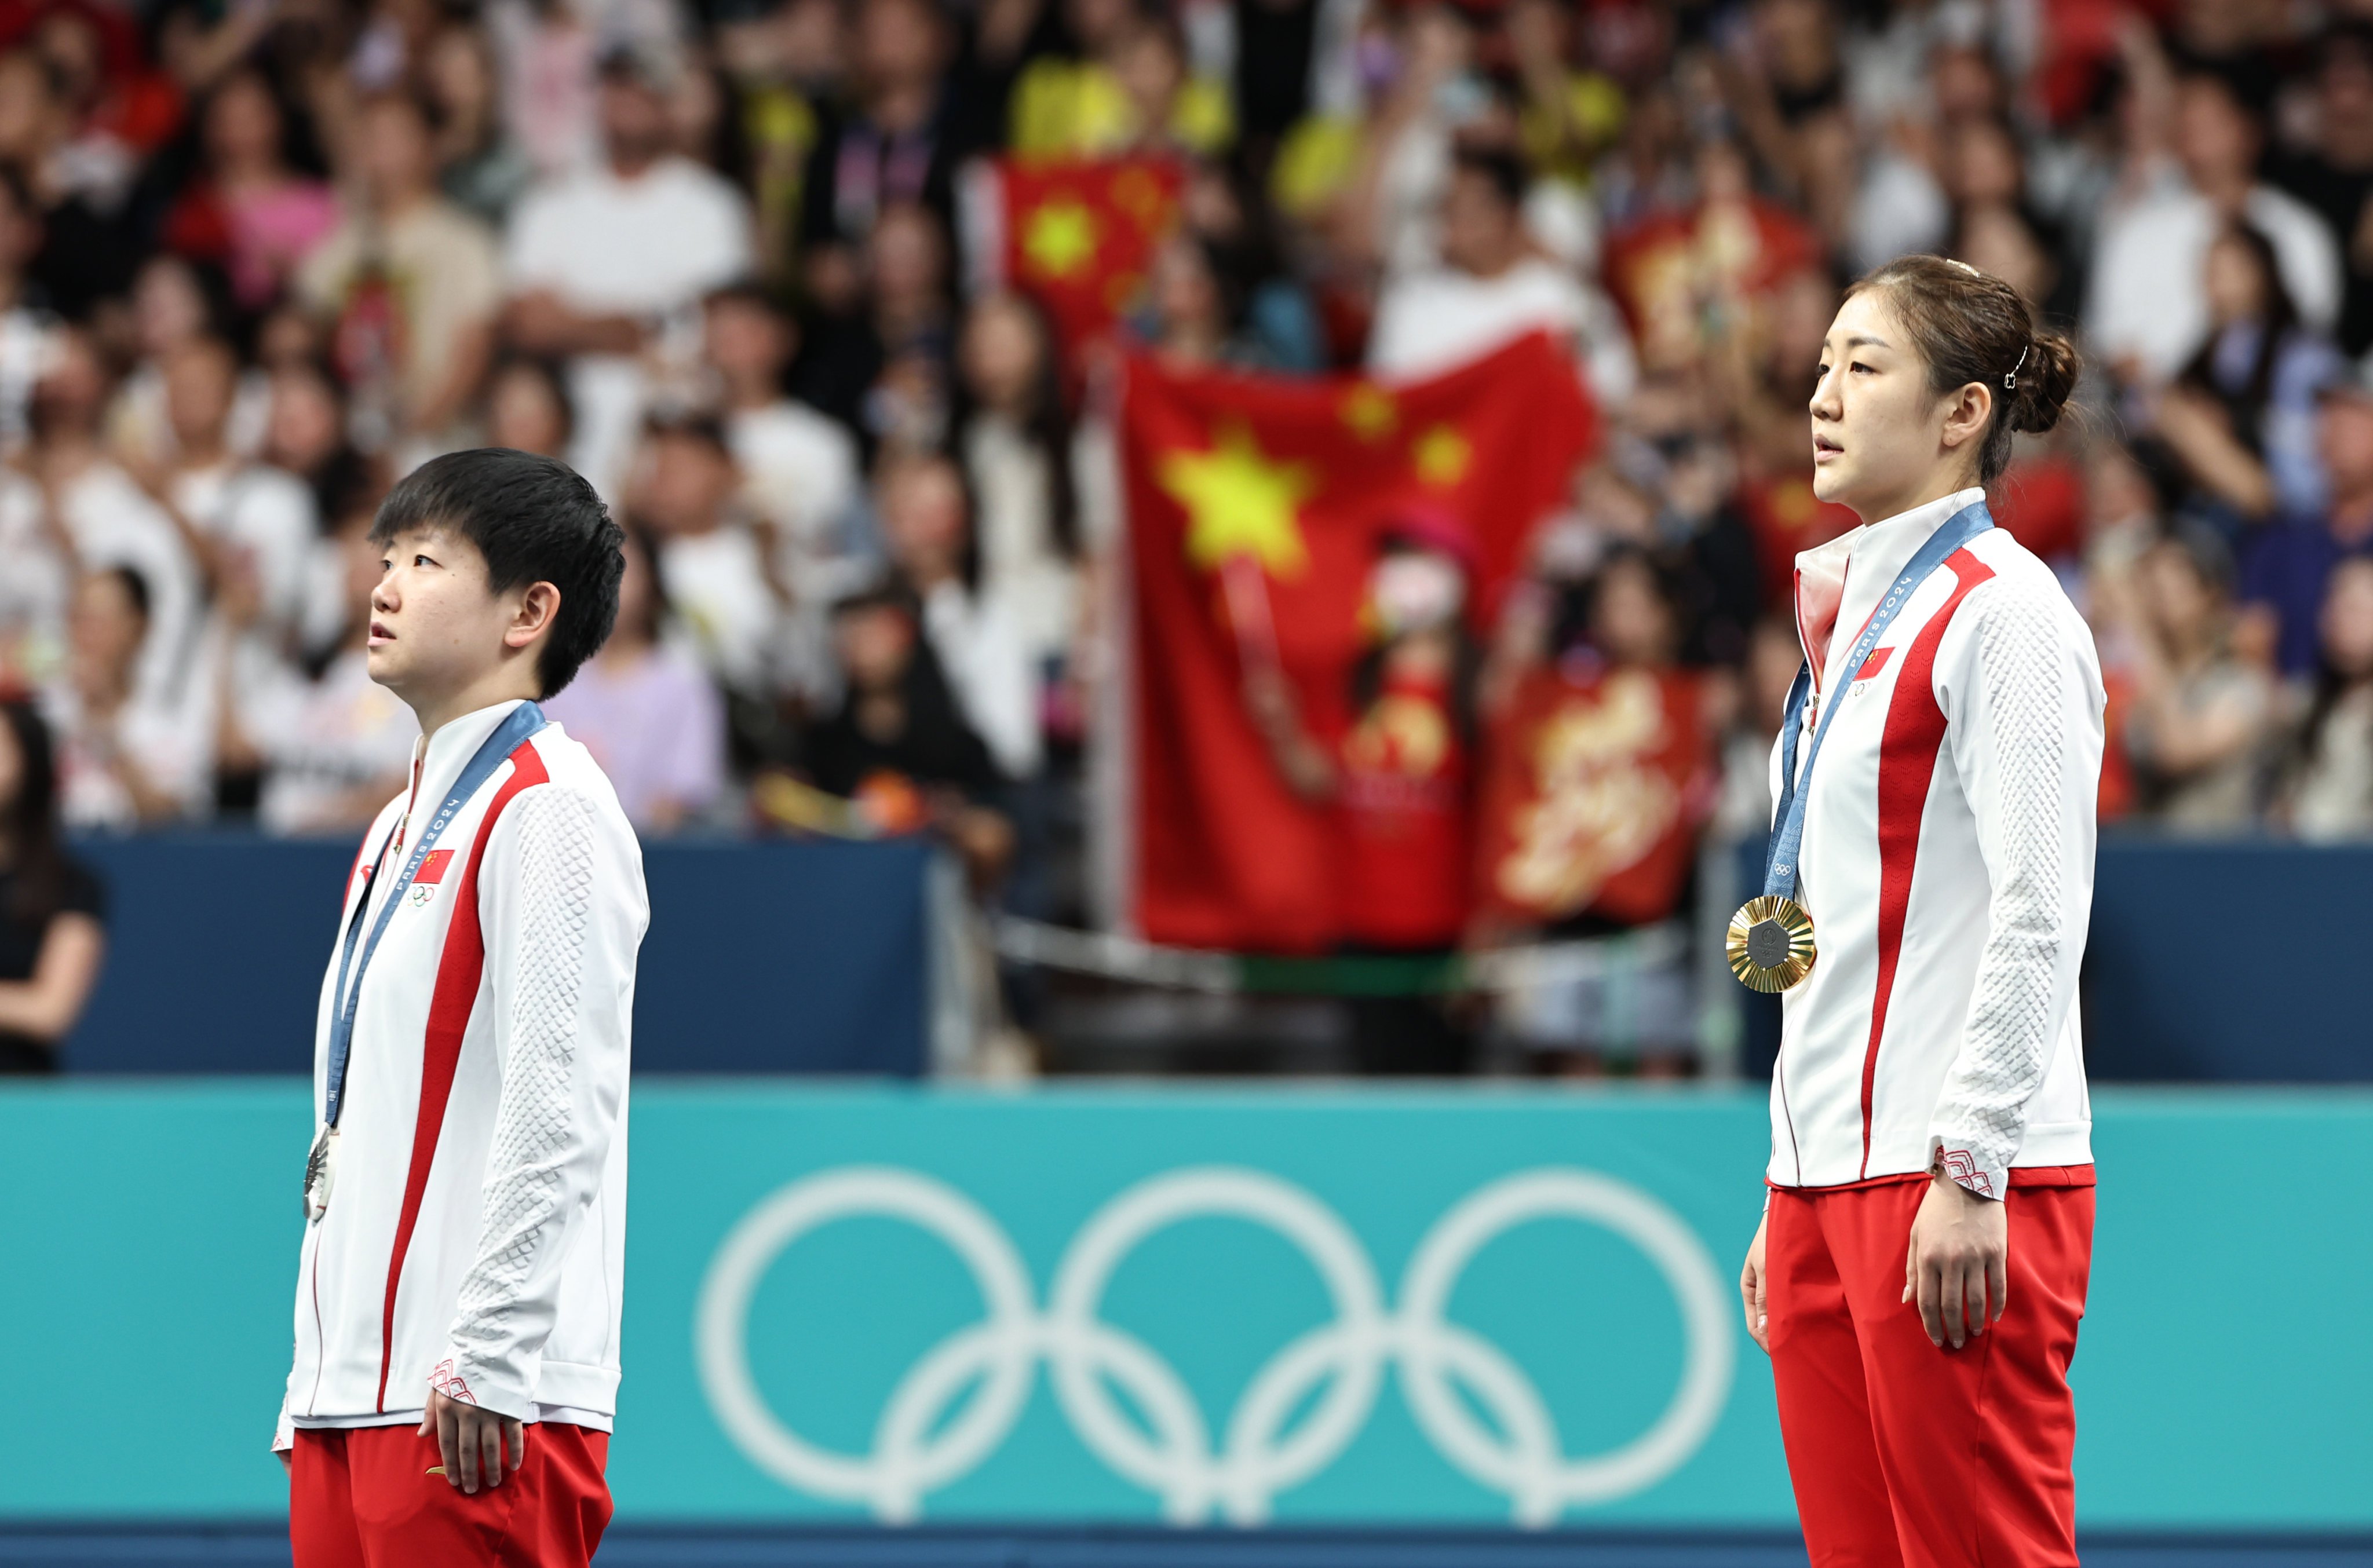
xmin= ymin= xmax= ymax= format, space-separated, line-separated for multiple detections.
xmin=1794 ymin=487 xmax=1985 ymax=689
xmin=404 ymin=699 xmax=532 ymax=830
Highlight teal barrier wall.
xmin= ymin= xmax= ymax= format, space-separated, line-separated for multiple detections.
xmin=0 ymin=1084 xmax=2364 ymax=1527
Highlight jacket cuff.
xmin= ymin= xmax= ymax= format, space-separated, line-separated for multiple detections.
xmin=273 ymin=1405 xmax=294 ymax=1453
xmin=1929 ymin=1138 xmax=2006 ymax=1202
xmin=429 ymin=1354 xmax=536 ymax=1423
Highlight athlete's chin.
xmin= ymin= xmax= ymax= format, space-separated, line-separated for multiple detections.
xmin=364 ymin=645 xmax=408 ymax=692
xmin=1809 ymin=466 xmax=1849 ymax=506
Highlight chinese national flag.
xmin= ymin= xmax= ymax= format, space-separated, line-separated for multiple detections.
xmin=993 ymin=156 xmax=1183 ymax=364
xmin=1120 ymin=332 xmax=1595 ymax=952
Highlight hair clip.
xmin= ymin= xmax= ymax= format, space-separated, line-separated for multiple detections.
xmin=2005 ymin=345 xmax=2028 ymax=390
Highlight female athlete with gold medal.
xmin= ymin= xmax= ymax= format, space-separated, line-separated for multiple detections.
xmin=1733 ymin=257 xmax=2105 ymax=1568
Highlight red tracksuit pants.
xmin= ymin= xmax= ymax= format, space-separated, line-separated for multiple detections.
xmin=1766 ymin=1169 xmax=2094 ymax=1568
xmin=290 ymin=1423 xmax=612 ymax=1568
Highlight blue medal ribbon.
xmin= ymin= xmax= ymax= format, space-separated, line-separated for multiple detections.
xmin=1761 ymin=501 xmax=1994 ymax=905
xmin=322 ymin=701 xmax=546 ymax=1128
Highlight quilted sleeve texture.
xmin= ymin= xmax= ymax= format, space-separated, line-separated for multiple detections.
xmin=1929 ymin=576 xmax=2104 ymax=1200
xmin=440 ymin=783 xmax=640 ymax=1419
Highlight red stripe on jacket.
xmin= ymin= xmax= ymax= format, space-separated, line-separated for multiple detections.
xmin=1859 ymin=551 xmax=1994 ymax=1179
xmin=375 ymin=741 xmax=549 ymax=1412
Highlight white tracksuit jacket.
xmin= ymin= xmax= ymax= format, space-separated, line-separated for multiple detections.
xmin=1768 ymin=488 xmax=2103 ymax=1201
xmin=276 ymin=700 xmax=647 ymax=1444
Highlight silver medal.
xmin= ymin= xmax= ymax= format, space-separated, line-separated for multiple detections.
xmin=302 ymin=1125 xmax=338 ymax=1222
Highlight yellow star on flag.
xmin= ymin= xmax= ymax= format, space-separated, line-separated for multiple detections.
xmin=1159 ymin=424 xmax=1317 ymax=579
xmin=1024 ymin=199 xmax=1099 ymax=280
xmin=1412 ymin=423 xmax=1473 ymax=488
xmin=1339 ymin=383 xmax=1398 ymax=443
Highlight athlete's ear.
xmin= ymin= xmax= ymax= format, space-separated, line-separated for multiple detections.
xmin=1939 ymin=381 xmax=1993 ymax=453
xmin=503 ymin=582 xmax=561 ymax=651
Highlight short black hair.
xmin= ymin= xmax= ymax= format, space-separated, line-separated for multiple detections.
xmin=371 ymin=448 xmax=624 ymax=697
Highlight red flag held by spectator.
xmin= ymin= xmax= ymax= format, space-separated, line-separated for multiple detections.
xmin=990 ymin=156 xmax=1183 ymax=366
xmin=1471 ymin=663 xmax=1715 ymax=929
xmin=1119 ymin=332 xmax=1594 ymax=952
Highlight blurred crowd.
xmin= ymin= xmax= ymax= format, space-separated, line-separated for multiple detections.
xmin=6 ymin=0 xmax=2373 ymax=1071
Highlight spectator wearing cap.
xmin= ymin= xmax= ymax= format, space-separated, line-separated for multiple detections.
xmin=1367 ymin=145 xmax=1635 ymax=407
xmin=297 ymin=90 xmax=503 ymax=461
xmin=2089 ymin=69 xmax=2342 ymax=385
xmin=2125 ymin=529 xmax=2277 ymax=833
xmin=2240 ymin=360 xmax=2373 ymax=676
xmin=503 ymin=42 xmax=754 ymax=499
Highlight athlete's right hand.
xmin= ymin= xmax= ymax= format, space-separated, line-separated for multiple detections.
xmin=1739 ymin=1213 xmax=1771 ymax=1355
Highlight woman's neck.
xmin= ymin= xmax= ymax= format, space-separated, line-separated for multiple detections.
xmin=1859 ymin=472 xmax=1979 ymax=531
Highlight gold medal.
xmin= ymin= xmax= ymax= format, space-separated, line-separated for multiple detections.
xmin=1727 ymin=896 xmax=1817 ymax=992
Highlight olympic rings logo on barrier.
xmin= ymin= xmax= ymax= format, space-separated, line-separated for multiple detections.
xmin=694 ymin=1165 xmax=1735 ymax=1526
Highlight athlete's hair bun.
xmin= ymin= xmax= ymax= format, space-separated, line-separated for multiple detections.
xmin=2006 ymin=328 xmax=2079 ymax=436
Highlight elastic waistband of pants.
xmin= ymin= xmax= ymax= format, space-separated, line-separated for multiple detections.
xmin=1767 ymin=1162 xmax=2097 ymax=1196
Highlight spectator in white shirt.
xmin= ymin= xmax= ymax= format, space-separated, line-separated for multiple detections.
xmin=45 ymin=567 xmax=213 ymax=829
xmin=156 ymin=337 xmax=319 ymax=649
xmin=0 ymin=463 xmax=68 ymax=691
xmin=955 ymin=291 xmax=1082 ymax=675
xmin=0 ymin=168 xmax=53 ymax=456
xmin=1367 ymin=144 xmax=1635 ymax=404
xmin=2089 ymin=70 xmax=2345 ymax=384
xmin=220 ymin=507 xmax=417 ymax=836
xmin=503 ymin=43 xmax=753 ymax=498
xmin=630 ymin=411 xmax=787 ymax=701
xmin=877 ymin=449 xmax=1039 ymax=781
xmin=702 ymin=282 xmax=865 ymax=613
xmin=28 ymin=328 xmax=202 ymax=710
xmin=297 ymin=90 xmax=503 ymax=459
xmin=107 ymin=253 xmax=268 ymax=476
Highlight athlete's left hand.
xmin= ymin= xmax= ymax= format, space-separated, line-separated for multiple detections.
xmin=421 ymin=1388 xmax=526 ymax=1493
xmin=1902 ymin=1174 xmax=2007 ymax=1351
